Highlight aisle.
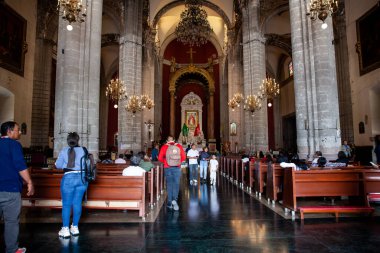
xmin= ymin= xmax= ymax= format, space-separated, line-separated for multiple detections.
xmin=2 ymin=173 xmax=380 ymax=252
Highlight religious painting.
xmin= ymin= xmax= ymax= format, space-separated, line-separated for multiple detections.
xmin=0 ymin=3 xmax=27 ymax=76
xmin=185 ymin=110 xmax=199 ymax=129
xmin=230 ymin=122 xmax=237 ymax=136
xmin=356 ymin=3 xmax=380 ymax=75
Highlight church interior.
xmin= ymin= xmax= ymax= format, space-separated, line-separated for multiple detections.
xmin=1 ymin=0 xmax=380 ymax=252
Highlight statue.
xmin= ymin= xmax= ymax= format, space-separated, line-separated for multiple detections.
xmin=181 ymin=123 xmax=189 ymax=143
xmin=194 ymin=123 xmax=201 ymax=136
xmin=207 ymin=57 xmax=213 ymax=72
xmin=170 ymin=56 xmax=176 ymax=72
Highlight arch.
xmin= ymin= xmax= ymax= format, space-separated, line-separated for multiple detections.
xmin=169 ymin=65 xmax=215 ymax=94
xmin=152 ymin=0 xmax=232 ymax=30
xmin=0 ymin=86 xmax=15 ymax=124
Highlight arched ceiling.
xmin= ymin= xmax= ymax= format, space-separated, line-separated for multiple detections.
xmin=150 ymin=0 xmax=234 ymax=52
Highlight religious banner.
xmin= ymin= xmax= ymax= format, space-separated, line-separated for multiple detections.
xmin=185 ymin=110 xmax=198 ymax=129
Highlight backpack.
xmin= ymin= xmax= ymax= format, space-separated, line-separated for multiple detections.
xmin=166 ymin=144 xmax=181 ymax=166
xmin=80 ymin=147 xmax=97 ymax=183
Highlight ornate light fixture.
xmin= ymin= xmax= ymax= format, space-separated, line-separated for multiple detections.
xmin=105 ymin=78 xmax=127 ymax=109
xmin=57 ymin=0 xmax=86 ymax=31
xmin=228 ymin=98 xmax=238 ymax=111
xmin=140 ymin=94 xmax=155 ymax=110
xmin=175 ymin=0 xmax=213 ymax=47
xmin=307 ymin=0 xmax=338 ymax=29
xmin=244 ymin=94 xmax=262 ymax=116
xmin=125 ymin=94 xmax=154 ymax=117
xmin=228 ymin=93 xmax=244 ymax=111
xmin=259 ymin=77 xmax=280 ymax=107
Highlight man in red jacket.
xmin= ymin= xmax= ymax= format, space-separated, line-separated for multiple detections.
xmin=158 ymin=136 xmax=186 ymax=211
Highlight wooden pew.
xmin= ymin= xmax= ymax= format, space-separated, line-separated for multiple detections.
xmin=254 ymin=162 xmax=268 ymax=197
xmin=249 ymin=161 xmax=255 ymax=193
xmin=363 ymin=170 xmax=380 ymax=205
xmin=282 ymin=168 xmax=376 ymax=219
xmin=85 ymin=174 xmax=149 ymax=217
xmin=266 ymin=163 xmax=284 ymax=204
xmin=97 ymin=162 xmax=163 ymax=208
xmin=22 ymin=171 xmax=150 ymax=218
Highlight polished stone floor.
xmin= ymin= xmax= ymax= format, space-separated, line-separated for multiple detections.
xmin=1 ymin=173 xmax=380 ymax=252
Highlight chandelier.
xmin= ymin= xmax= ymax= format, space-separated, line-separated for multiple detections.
xmin=259 ymin=77 xmax=280 ymax=107
xmin=175 ymin=0 xmax=213 ymax=47
xmin=105 ymin=78 xmax=127 ymax=109
xmin=244 ymin=94 xmax=262 ymax=116
xmin=228 ymin=93 xmax=244 ymax=111
xmin=125 ymin=94 xmax=154 ymax=117
xmin=57 ymin=0 xmax=86 ymax=31
xmin=307 ymin=0 xmax=338 ymax=29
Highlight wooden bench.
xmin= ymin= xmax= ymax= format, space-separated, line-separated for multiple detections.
xmin=22 ymin=171 xmax=150 ymax=218
xmin=282 ymin=168 xmax=380 ymax=218
xmin=266 ymin=163 xmax=284 ymax=204
xmin=254 ymin=162 xmax=268 ymax=197
xmin=298 ymin=206 xmax=374 ymax=220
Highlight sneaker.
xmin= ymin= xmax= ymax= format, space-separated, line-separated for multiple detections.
xmin=194 ymin=179 xmax=197 ymax=184
xmin=172 ymin=200 xmax=179 ymax=211
xmin=70 ymin=225 xmax=80 ymax=236
xmin=190 ymin=180 xmax=193 ymax=185
xmin=167 ymin=203 xmax=173 ymax=209
xmin=15 ymin=248 xmax=26 ymax=253
xmin=58 ymin=227 xmax=70 ymax=238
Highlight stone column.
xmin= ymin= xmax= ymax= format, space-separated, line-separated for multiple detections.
xmin=118 ymin=0 xmax=143 ymax=152
xmin=242 ymin=0 xmax=268 ymax=152
xmin=31 ymin=37 xmax=54 ymax=147
xmin=54 ymin=0 xmax=103 ymax=157
xmin=289 ymin=0 xmax=341 ymax=160
xmin=169 ymin=90 xmax=175 ymax=136
xmin=334 ymin=0 xmax=353 ymax=144
xmin=208 ymin=90 xmax=215 ymax=139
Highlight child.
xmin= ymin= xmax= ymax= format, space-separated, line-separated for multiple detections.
xmin=209 ymin=155 xmax=218 ymax=185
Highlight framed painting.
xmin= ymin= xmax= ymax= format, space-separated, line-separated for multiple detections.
xmin=185 ymin=110 xmax=199 ymax=129
xmin=230 ymin=122 xmax=237 ymax=136
xmin=356 ymin=3 xmax=380 ymax=75
xmin=0 ymin=2 xmax=27 ymax=76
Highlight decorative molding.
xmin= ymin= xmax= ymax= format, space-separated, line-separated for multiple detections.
xmin=101 ymin=33 xmax=120 ymax=47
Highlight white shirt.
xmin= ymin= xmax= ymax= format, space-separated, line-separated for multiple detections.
xmin=187 ymin=149 xmax=199 ymax=164
xmin=122 ymin=166 xmax=146 ymax=176
xmin=210 ymin=159 xmax=219 ymax=172
xmin=115 ymin=158 xmax=127 ymax=164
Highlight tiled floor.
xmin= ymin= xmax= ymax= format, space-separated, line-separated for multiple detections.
xmin=1 ymin=173 xmax=380 ymax=252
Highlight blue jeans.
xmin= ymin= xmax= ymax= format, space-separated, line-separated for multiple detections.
xmin=164 ymin=167 xmax=181 ymax=203
xmin=200 ymin=160 xmax=208 ymax=180
xmin=189 ymin=164 xmax=198 ymax=181
xmin=60 ymin=173 xmax=88 ymax=227
xmin=0 ymin=191 xmax=21 ymax=253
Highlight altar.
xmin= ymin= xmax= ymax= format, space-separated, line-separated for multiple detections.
xmin=178 ymin=92 xmax=206 ymax=146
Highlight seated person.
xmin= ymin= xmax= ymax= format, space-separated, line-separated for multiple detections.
xmin=114 ymin=154 xmax=127 ymax=164
xmin=266 ymin=153 xmax=273 ymax=163
xmin=317 ymin=156 xmax=327 ymax=167
xmin=122 ymin=155 xmax=145 ymax=176
xmin=124 ymin=150 xmax=133 ymax=160
xmin=335 ymin=151 xmax=349 ymax=165
xmin=139 ymin=154 xmax=154 ymax=172
xmin=276 ymin=151 xmax=289 ymax=163
xmin=311 ymin=151 xmax=323 ymax=166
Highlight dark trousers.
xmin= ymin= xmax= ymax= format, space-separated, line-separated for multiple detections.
xmin=165 ymin=167 xmax=181 ymax=203
xmin=0 ymin=191 xmax=21 ymax=253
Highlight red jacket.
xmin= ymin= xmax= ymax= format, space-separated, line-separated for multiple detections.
xmin=158 ymin=141 xmax=186 ymax=168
